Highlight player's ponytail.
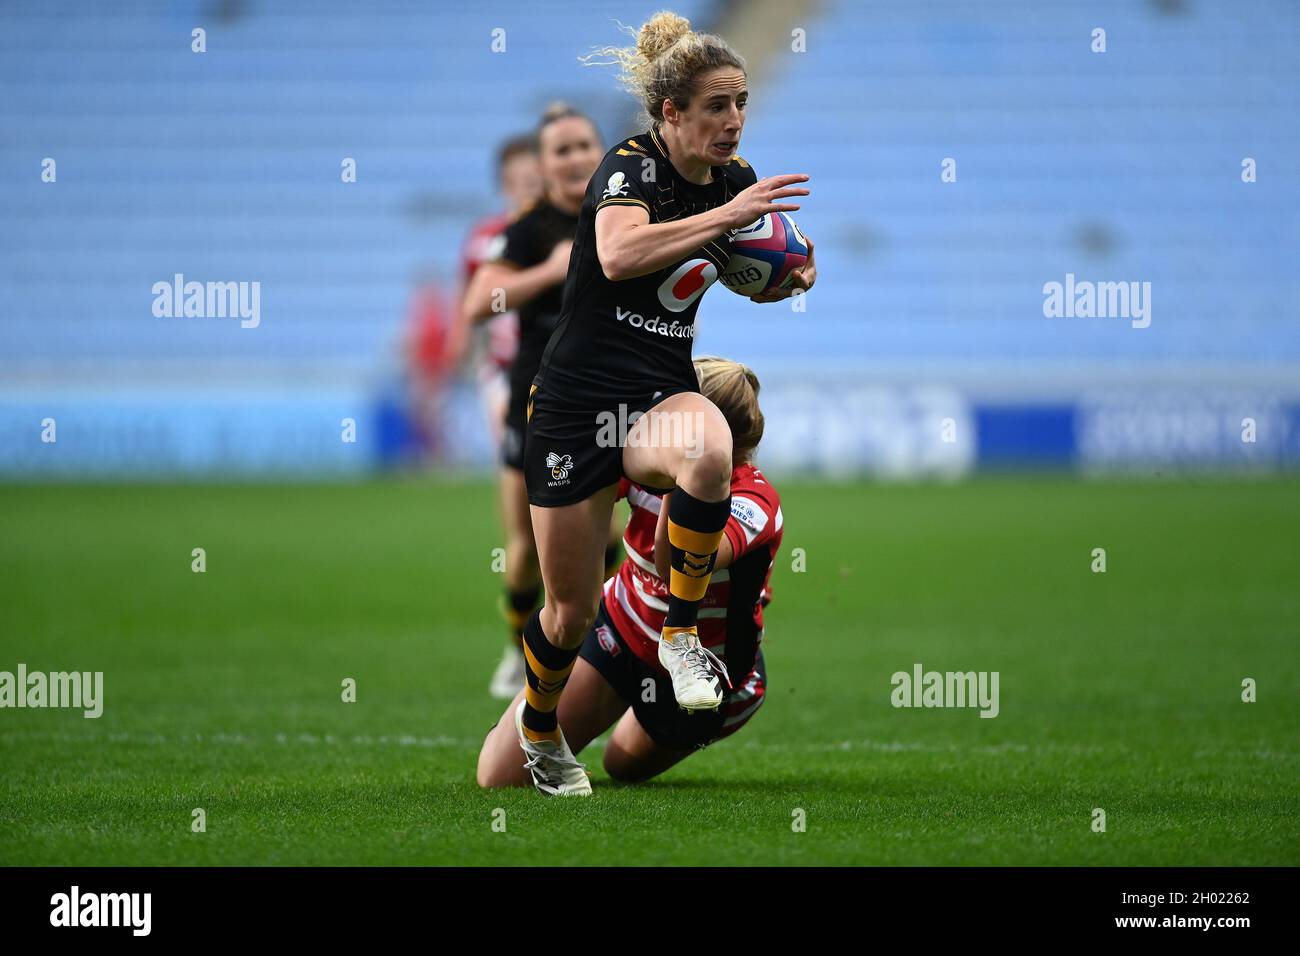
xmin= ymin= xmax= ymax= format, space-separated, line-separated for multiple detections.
xmin=579 ymin=10 xmax=746 ymax=130
xmin=695 ymin=356 xmax=764 ymax=465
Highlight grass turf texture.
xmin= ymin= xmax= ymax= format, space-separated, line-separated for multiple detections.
xmin=0 ymin=477 xmax=1296 ymax=866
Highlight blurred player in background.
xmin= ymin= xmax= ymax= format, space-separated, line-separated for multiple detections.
xmin=446 ymin=132 xmax=542 ymax=450
xmin=459 ymin=103 xmax=623 ymax=698
xmin=477 ymin=357 xmax=782 ymax=789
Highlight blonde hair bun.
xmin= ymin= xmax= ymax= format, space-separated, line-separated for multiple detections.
xmin=636 ymin=11 xmax=692 ymax=62
xmin=579 ymin=10 xmax=745 ymax=130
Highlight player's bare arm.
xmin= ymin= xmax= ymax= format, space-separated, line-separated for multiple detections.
xmin=459 ymin=240 xmax=572 ymax=324
xmin=594 ymin=173 xmax=809 ymax=281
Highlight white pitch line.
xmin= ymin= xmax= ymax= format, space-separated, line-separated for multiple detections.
xmin=0 ymin=730 xmax=482 ymax=749
xmin=2 ymin=731 xmax=1294 ymax=763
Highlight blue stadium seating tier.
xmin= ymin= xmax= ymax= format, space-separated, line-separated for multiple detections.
xmin=1 ymin=0 xmax=1296 ymax=371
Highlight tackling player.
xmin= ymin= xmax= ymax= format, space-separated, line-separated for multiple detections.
xmin=478 ymin=357 xmax=782 ymax=788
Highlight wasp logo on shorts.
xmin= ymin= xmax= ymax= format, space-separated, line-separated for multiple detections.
xmin=545 ymin=452 xmax=574 ymax=483
xmin=657 ymin=258 xmax=719 ymax=312
xmin=602 ymin=172 xmax=629 ymax=199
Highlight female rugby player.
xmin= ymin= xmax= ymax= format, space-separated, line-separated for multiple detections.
xmin=513 ymin=12 xmax=816 ymax=794
xmin=460 ymin=104 xmax=615 ymax=698
xmin=478 ymin=357 xmax=781 ymax=789
xmin=448 ymin=132 xmax=540 ymax=455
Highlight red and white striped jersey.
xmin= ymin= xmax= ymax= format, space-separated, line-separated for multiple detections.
xmin=603 ymin=462 xmax=783 ymax=678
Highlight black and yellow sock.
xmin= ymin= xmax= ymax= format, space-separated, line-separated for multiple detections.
xmin=501 ymin=584 xmax=541 ymax=649
xmin=520 ymin=609 xmax=580 ymax=743
xmin=664 ymin=487 xmax=731 ymax=639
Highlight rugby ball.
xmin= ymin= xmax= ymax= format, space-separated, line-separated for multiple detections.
xmin=720 ymin=212 xmax=809 ymax=297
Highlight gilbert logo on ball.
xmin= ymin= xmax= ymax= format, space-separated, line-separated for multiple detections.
xmin=720 ymin=212 xmax=809 ymax=296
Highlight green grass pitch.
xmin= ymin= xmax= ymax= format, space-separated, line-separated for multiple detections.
xmin=1 ymin=477 xmax=1296 ymax=866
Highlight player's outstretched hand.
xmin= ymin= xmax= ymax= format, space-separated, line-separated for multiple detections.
xmin=749 ymin=233 xmax=817 ymax=303
xmin=726 ymin=174 xmax=810 ymax=230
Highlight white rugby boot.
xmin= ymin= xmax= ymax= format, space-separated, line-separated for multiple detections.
xmin=658 ymin=628 xmax=729 ymax=712
xmin=513 ymin=700 xmax=592 ymax=796
xmin=489 ymin=646 xmax=525 ymax=699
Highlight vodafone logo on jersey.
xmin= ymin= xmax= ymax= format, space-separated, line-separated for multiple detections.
xmin=657 ymin=258 xmax=718 ymax=313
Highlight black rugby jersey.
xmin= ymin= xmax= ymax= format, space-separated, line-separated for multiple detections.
xmin=534 ymin=124 xmax=758 ymax=405
xmin=485 ymin=197 xmax=581 ymax=402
